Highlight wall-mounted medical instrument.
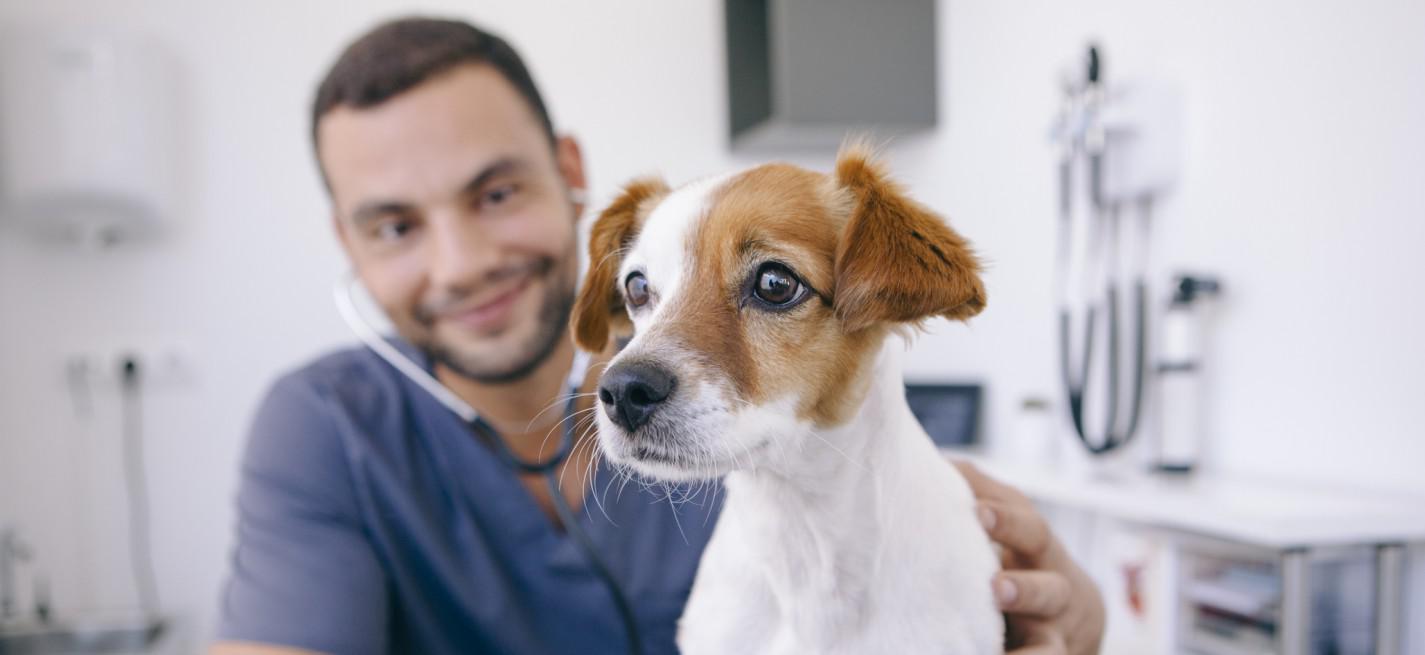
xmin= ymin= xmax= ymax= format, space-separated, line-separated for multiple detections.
xmin=1050 ymin=45 xmax=1181 ymax=456
xmin=1154 ymin=274 xmax=1221 ymax=473
xmin=0 ymin=31 xmax=179 ymax=246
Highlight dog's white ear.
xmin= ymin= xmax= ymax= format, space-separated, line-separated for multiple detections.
xmin=831 ymin=144 xmax=986 ymax=333
xmin=571 ymin=177 xmax=669 ymax=352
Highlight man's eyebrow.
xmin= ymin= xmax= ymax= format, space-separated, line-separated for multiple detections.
xmin=460 ymin=157 xmax=527 ymax=196
xmin=351 ymin=201 xmax=413 ymax=227
xmin=348 ymin=157 xmax=529 ymax=226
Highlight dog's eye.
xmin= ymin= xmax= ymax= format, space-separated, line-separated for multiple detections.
xmin=625 ymin=272 xmax=650 ymax=308
xmin=753 ymin=263 xmax=804 ymax=306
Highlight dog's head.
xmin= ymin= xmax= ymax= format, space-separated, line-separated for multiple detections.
xmin=571 ymin=144 xmax=985 ymax=481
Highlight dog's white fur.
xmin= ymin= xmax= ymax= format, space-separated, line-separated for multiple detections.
xmin=596 ymin=175 xmax=1004 ymax=655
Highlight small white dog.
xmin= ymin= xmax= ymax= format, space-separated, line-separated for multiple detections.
xmin=571 ymin=144 xmax=1003 ymax=655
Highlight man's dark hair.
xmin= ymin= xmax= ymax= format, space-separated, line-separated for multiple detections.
xmin=311 ymin=17 xmax=556 ymax=166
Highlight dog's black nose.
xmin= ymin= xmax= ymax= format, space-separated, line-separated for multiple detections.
xmin=598 ymin=362 xmax=676 ymax=432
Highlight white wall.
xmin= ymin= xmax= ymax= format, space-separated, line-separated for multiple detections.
xmin=1 ymin=0 xmax=1421 ymax=650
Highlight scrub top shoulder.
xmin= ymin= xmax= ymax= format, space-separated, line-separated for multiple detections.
xmin=216 ymin=343 xmax=722 ymax=655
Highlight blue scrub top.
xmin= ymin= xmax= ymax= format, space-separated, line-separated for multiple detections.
xmin=216 ymin=342 xmax=721 ymax=655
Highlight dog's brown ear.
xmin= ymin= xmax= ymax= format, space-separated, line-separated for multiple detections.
xmin=571 ymin=177 xmax=669 ymax=352
xmin=831 ymin=144 xmax=986 ymax=333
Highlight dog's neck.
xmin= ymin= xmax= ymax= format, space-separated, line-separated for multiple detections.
xmin=721 ymin=338 xmax=924 ymax=644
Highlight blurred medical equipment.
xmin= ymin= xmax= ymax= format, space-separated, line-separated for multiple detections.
xmin=0 ymin=31 xmax=178 ymax=246
xmin=1050 ymin=45 xmax=1181 ymax=458
xmin=119 ymin=358 xmax=160 ymax=615
xmin=903 ymin=383 xmax=982 ymax=448
xmin=0 ymin=359 xmax=170 ymax=653
xmin=334 ymin=272 xmax=645 ymax=655
xmin=724 ymin=0 xmax=937 ymax=150
xmin=1154 ymin=274 xmax=1221 ymax=472
xmin=1007 ymin=396 xmax=1058 ymax=465
xmin=0 ymin=526 xmax=31 ymax=621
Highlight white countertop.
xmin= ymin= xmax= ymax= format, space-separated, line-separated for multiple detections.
xmin=945 ymin=449 xmax=1425 ymax=549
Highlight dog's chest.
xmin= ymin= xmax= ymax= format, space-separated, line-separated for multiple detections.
xmin=677 ymin=453 xmax=1004 ymax=655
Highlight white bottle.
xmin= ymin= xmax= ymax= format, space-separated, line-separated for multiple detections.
xmin=1009 ymin=396 xmax=1057 ymax=466
xmin=1154 ymin=275 xmax=1219 ymax=473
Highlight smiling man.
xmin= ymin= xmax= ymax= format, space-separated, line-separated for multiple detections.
xmin=210 ymin=19 xmax=712 ymax=655
xmin=211 ymin=16 xmax=1103 ymax=655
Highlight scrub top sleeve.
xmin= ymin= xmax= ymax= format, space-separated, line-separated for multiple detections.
xmin=216 ymin=372 xmax=390 ymax=655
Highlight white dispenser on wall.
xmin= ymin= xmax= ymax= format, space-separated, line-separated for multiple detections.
xmin=1154 ymin=274 xmax=1221 ymax=473
xmin=0 ymin=31 xmax=178 ymax=246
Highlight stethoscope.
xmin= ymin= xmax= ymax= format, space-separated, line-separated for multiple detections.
xmin=1053 ymin=45 xmax=1148 ymax=456
xmin=333 ymin=271 xmax=645 ymax=655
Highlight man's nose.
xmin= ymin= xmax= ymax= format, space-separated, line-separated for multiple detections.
xmin=428 ymin=211 xmax=495 ymax=290
xmin=598 ymin=361 xmax=677 ymax=432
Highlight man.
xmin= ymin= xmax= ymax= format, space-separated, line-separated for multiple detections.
xmin=213 ymin=17 xmax=1104 ymax=655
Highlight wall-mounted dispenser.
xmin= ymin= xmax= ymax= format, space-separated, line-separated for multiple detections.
xmin=0 ymin=31 xmax=179 ymax=247
xmin=1154 ymin=274 xmax=1222 ymax=473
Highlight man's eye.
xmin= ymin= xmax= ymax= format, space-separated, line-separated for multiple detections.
xmin=374 ymin=219 xmax=414 ymax=241
xmin=482 ymin=184 xmax=518 ymax=207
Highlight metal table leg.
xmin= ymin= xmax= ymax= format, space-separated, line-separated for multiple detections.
xmin=1280 ymin=548 xmax=1310 ymax=655
xmin=1375 ymin=543 xmax=1405 ymax=655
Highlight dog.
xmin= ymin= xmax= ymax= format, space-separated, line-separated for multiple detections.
xmin=570 ymin=144 xmax=1003 ymax=655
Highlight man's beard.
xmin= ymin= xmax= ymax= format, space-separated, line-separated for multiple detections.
xmin=418 ymin=258 xmax=577 ymax=385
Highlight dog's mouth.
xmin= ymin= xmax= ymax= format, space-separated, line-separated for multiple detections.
xmin=631 ymin=443 xmax=683 ymax=464
xmin=606 ymin=426 xmax=772 ymax=481
xmin=615 ymin=431 xmax=717 ymax=477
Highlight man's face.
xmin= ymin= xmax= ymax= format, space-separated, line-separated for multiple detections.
xmin=319 ymin=63 xmax=584 ymax=383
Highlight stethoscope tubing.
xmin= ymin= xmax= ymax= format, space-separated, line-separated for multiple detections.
xmin=1056 ymin=119 xmax=1149 ymax=456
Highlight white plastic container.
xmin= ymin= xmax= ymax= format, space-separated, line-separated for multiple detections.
xmin=1154 ymin=275 xmax=1220 ymax=473
xmin=0 ymin=31 xmax=178 ymax=246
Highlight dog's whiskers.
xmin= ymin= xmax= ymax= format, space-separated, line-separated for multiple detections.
xmin=555 ymin=411 xmax=601 ymax=492
xmin=524 ymin=390 xmax=599 ymax=434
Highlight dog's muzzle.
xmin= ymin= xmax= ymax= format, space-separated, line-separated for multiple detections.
xmin=598 ymin=361 xmax=677 ymax=432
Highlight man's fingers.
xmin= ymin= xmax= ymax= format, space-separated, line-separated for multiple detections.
xmin=994 ymin=570 xmax=1072 ymax=618
xmin=1005 ymin=621 xmax=1069 ymax=655
xmin=977 ymin=501 xmax=1054 ymax=562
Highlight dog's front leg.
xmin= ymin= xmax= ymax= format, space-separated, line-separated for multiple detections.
xmin=676 ymin=517 xmax=779 ymax=655
xmin=676 ymin=572 xmax=778 ymax=655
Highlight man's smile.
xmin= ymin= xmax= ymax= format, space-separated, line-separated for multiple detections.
xmin=443 ymin=273 xmax=531 ymax=332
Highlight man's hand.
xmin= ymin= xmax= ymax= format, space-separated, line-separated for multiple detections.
xmin=954 ymin=461 xmax=1105 ymax=655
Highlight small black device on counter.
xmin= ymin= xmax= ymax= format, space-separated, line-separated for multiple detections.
xmin=904 ymin=383 xmax=982 ymax=447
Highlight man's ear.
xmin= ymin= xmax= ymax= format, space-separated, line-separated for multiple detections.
xmin=554 ymin=135 xmax=588 ymax=214
xmin=831 ymin=145 xmax=987 ymax=333
xmin=571 ymin=177 xmax=669 ymax=352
